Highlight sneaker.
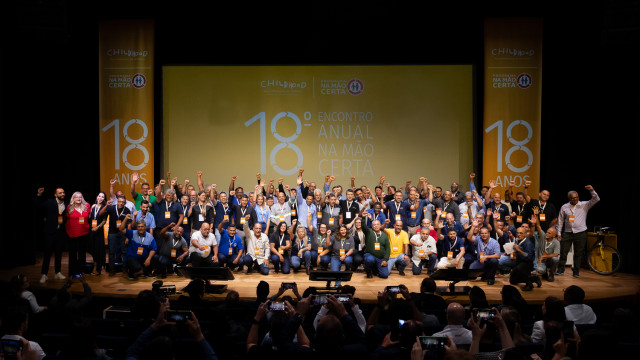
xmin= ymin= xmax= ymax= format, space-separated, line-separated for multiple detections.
xmin=487 ymin=279 xmax=495 ymax=285
xmin=366 ymin=272 xmax=373 ymax=279
xmin=398 ymin=270 xmax=406 ymax=276
xmin=522 ymin=283 xmax=533 ymax=291
xmin=548 ymin=272 xmax=555 ymax=282
xmin=55 ymin=272 xmax=66 ymax=280
xmin=40 ymin=274 xmax=48 ymax=284
xmin=555 ymin=268 xmax=564 ymax=275
xmin=534 ymin=276 xmax=542 ymax=288
xmin=573 ymin=272 xmax=580 ymax=278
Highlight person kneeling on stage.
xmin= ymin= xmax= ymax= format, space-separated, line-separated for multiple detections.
xmin=468 ymin=226 xmax=501 ymax=285
xmin=155 ymin=222 xmax=189 ymax=278
xmin=536 ymin=227 xmax=560 ymax=282
xmin=509 ymin=226 xmax=542 ymax=291
xmin=119 ymin=215 xmax=159 ymax=280
xmin=410 ymin=227 xmax=438 ymax=275
xmin=330 ymin=225 xmax=355 ymax=271
xmin=269 ymin=221 xmax=292 ymax=273
xmin=242 ymin=219 xmax=270 ymax=275
xmin=289 ymin=220 xmax=310 ymax=273
xmin=437 ymin=228 xmax=466 ymax=269
xmin=217 ymin=218 xmax=245 ymax=271
xmin=189 ymin=222 xmax=220 ymax=267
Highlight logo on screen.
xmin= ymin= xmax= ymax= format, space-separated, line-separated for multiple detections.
xmin=348 ymin=79 xmax=364 ymax=95
xmin=516 ymin=74 xmax=532 ymax=89
xmin=132 ymin=74 xmax=147 ymax=89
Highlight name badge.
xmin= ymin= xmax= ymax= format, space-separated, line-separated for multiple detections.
xmin=116 ymin=220 xmax=122 ymax=228
xmin=224 ymin=214 xmax=229 ymax=221
xmin=447 ymin=251 xmax=453 ymax=259
xmin=165 ymin=211 xmax=170 ymax=219
xmin=317 ymin=212 xmax=322 ymax=219
xmin=419 ymin=250 xmax=425 ymax=256
xmin=58 ymin=215 xmax=63 ymax=224
xmin=318 ymin=246 xmax=324 ymax=252
xmin=240 ymin=218 xmax=246 ymax=225
xmin=569 ymin=215 xmax=575 ymax=223
xmin=199 ymin=214 xmax=204 ymax=222
xmin=183 ymin=217 xmax=188 ymax=224
xmin=393 ymin=246 xmax=398 ymax=252
xmin=228 ymin=247 xmax=233 ymax=255
xmin=279 ymin=215 xmax=285 ymax=222
xmin=340 ymin=248 xmax=345 ymax=256
xmin=79 ymin=217 xmax=85 ymax=224
xmin=540 ymin=214 xmax=546 ymax=221
xmin=480 ymin=252 xmax=486 ymax=259
xmin=441 ymin=212 xmax=447 ymax=219
xmin=171 ymin=249 xmax=177 ymax=258
xmin=291 ymin=209 xmax=297 ymax=216
xmin=137 ymin=247 xmax=144 ymax=256
xmin=374 ymin=243 xmax=380 ymax=251
xmin=510 ymin=252 xmax=515 ymax=260
xmin=279 ymin=249 xmax=284 ymax=255
xmin=411 ymin=212 xmax=416 ymax=219
xmin=92 ymin=220 xmax=98 ymax=228
xmin=329 ymin=217 xmax=334 ymax=225
xmin=346 ymin=212 xmax=351 ymax=219
xmin=462 ymin=213 xmax=468 ymax=219
xmin=516 ymin=216 xmax=523 ymax=223
xmin=254 ymin=247 xmax=259 ymax=255
xmin=395 ymin=214 xmax=401 ymax=221
xmin=496 ymin=213 xmax=501 ymax=220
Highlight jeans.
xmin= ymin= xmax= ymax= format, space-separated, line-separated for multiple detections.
xmin=364 ymin=253 xmax=390 ymax=278
xmin=108 ymin=232 xmax=126 ymax=272
xmin=469 ymin=257 xmax=499 ymax=280
xmin=411 ymin=254 xmax=438 ymax=275
xmin=304 ymin=250 xmax=330 ymax=269
xmin=560 ymin=231 xmax=587 ymax=273
xmin=498 ymin=254 xmax=517 ymax=271
xmin=387 ymin=254 xmax=408 ymax=273
xmin=330 ymin=256 xmax=353 ymax=271
xmin=218 ymin=252 xmax=244 ymax=269
xmin=270 ymin=253 xmax=291 ymax=274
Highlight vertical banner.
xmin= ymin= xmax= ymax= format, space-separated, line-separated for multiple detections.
xmin=99 ymin=20 xmax=154 ymax=197
xmin=483 ymin=18 xmax=542 ymax=197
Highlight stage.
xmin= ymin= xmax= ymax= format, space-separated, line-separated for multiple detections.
xmin=2 ymin=254 xmax=639 ymax=305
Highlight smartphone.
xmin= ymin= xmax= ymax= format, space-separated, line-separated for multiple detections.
xmin=398 ymin=319 xmax=406 ymax=327
xmin=312 ymin=294 xmax=328 ymax=305
xmin=282 ymin=282 xmax=296 ymax=290
xmin=335 ymin=294 xmax=351 ymax=303
xmin=72 ymin=273 xmax=83 ymax=279
xmin=562 ymin=320 xmax=574 ymax=340
xmin=1 ymin=339 xmax=23 ymax=360
xmin=385 ymin=286 xmax=401 ymax=293
xmin=269 ymin=301 xmax=285 ymax=311
xmin=165 ymin=310 xmax=192 ymax=322
xmin=419 ymin=336 xmax=447 ymax=350
xmin=474 ymin=308 xmax=497 ymax=321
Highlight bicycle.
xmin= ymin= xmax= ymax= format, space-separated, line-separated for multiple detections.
xmin=587 ymin=226 xmax=622 ymax=275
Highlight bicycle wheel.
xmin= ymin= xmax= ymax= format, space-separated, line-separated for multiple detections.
xmin=588 ymin=244 xmax=622 ymax=275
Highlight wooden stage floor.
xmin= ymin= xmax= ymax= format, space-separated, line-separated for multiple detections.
xmin=3 ymin=254 xmax=639 ymax=305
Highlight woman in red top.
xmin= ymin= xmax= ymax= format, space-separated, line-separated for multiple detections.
xmin=65 ymin=192 xmax=91 ymax=276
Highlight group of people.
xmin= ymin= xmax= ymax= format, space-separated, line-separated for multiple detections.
xmin=35 ymin=170 xmax=599 ymax=291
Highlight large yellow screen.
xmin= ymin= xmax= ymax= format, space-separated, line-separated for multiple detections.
xmin=163 ymin=65 xmax=473 ymax=190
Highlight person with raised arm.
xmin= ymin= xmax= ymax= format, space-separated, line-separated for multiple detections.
xmin=130 ymin=172 xmax=156 ymax=211
xmin=509 ymin=225 xmax=541 ymax=291
xmin=534 ymin=212 xmax=560 ymax=282
xmin=295 ymin=171 xmax=317 ymax=234
xmin=134 ymin=199 xmax=156 ymax=235
xmin=155 ymin=222 xmax=188 ymax=278
xmin=269 ymin=221 xmax=291 ymax=273
xmin=188 ymin=189 xmax=214 ymax=236
xmin=555 ymin=185 xmax=600 ymax=277
xmin=153 ymin=180 xmax=184 ymax=236
xmin=99 ymin=195 xmax=132 ymax=276
xmin=382 ymin=190 xmax=408 ymax=231
xmin=216 ymin=218 xmax=245 ymax=271
xmin=243 ymin=220 xmax=270 ymax=275
xmin=383 ymin=219 xmax=410 ymax=276
xmin=404 ymin=185 xmax=431 ymax=239
xmin=228 ymin=175 xmax=243 ymax=206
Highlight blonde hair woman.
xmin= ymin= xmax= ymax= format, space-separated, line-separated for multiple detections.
xmin=65 ymin=192 xmax=91 ymax=276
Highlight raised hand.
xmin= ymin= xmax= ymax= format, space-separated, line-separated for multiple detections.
xmin=470 ymin=172 xmax=476 ymax=180
xmin=585 ymin=185 xmax=594 ymax=191
xmin=489 ymin=180 xmax=496 ymax=188
xmin=110 ymin=179 xmax=117 ymax=185
xmin=132 ymin=172 xmax=139 ymax=183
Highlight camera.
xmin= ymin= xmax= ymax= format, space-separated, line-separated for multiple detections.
xmin=282 ymin=282 xmax=296 ymax=290
xmin=419 ymin=336 xmax=447 ymax=350
xmin=474 ymin=308 xmax=497 ymax=321
xmin=165 ymin=310 xmax=192 ymax=322
xmin=269 ymin=301 xmax=285 ymax=311
xmin=385 ymin=285 xmax=401 ymax=293
xmin=312 ymin=294 xmax=328 ymax=305
xmin=1 ymin=339 xmax=23 ymax=360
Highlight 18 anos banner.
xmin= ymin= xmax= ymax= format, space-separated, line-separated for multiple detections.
xmin=483 ymin=18 xmax=542 ymax=195
xmin=99 ymin=20 xmax=154 ymax=196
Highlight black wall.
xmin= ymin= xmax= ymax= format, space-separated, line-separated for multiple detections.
xmin=1 ymin=1 xmax=638 ymax=272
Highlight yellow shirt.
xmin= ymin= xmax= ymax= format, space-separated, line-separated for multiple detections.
xmin=384 ymin=228 xmax=409 ymax=258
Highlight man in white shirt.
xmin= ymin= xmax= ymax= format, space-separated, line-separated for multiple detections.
xmin=432 ymin=302 xmax=472 ymax=346
xmin=409 ymin=228 xmax=438 ymax=275
xmin=243 ymin=221 xmax=271 ymax=275
xmin=564 ymin=285 xmax=597 ymax=325
xmin=188 ymin=222 xmax=219 ymax=267
xmin=1 ymin=307 xmax=46 ymax=360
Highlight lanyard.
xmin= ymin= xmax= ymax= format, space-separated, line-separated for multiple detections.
xmin=340 ymin=239 xmax=346 ymax=249
xmin=494 ymin=203 xmax=501 ymax=212
xmin=395 ymin=202 xmax=401 ymax=214
xmin=172 ymin=238 xmax=180 ymax=248
xmin=199 ymin=203 xmax=206 ymax=216
xmin=280 ymin=234 xmax=285 ymax=246
xmin=241 ymin=207 xmax=247 ymax=217
xmin=116 ymin=206 xmax=125 ymax=219
xmin=539 ymin=201 xmax=546 ymax=213
xmin=443 ymin=202 xmax=450 ymax=212
xmin=93 ymin=205 xmax=100 ymax=218
xmin=222 ymin=204 xmax=229 ymax=214
xmin=479 ymin=240 xmax=489 ymax=254
xmin=182 ymin=205 xmax=188 ymax=216
xmin=516 ymin=204 xmax=524 ymax=215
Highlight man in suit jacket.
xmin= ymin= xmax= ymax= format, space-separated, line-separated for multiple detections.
xmin=36 ymin=187 xmax=68 ymax=283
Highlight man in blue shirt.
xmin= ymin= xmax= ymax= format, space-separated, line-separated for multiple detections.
xmin=468 ymin=227 xmax=501 ymax=285
xmin=119 ymin=215 xmax=158 ymax=280
xmin=217 ymin=219 xmax=245 ymax=271
xmin=437 ymin=229 xmax=466 ymax=269
xmin=134 ymin=200 xmax=156 ymax=235
xmin=404 ymin=189 xmax=430 ymax=238
xmin=509 ymin=226 xmax=541 ymax=291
